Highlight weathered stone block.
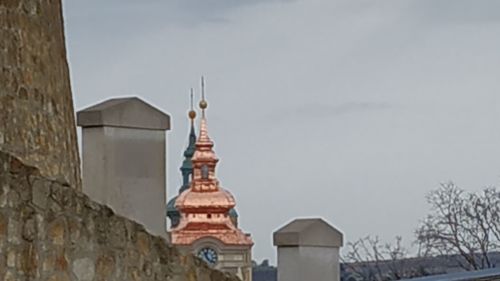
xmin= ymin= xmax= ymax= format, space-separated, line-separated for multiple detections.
xmin=22 ymin=216 xmax=36 ymax=242
xmin=3 ymin=270 xmax=16 ymax=281
xmin=129 ymin=266 xmax=142 ymax=281
xmin=7 ymin=217 xmax=21 ymax=244
xmin=54 ymin=250 xmax=69 ymax=271
xmin=0 ymin=183 xmax=8 ymax=208
xmin=108 ymin=217 xmax=127 ymax=249
xmin=42 ymin=251 xmax=56 ymax=273
xmin=143 ymin=261 xmax=153 ymax=277
xmin=95 ymin=217 xmax=109 ymax=245
xmin=7 ymin=189 xmax=21 ymax=208
xmin=0 ymin=212 xmax=6 ymax=244
xmin=19 ymin=244 xmax=38 ymax=278
xmin=48 ymin=217 xmax=66 ymax=246
xmin=96 ymin=254 xmax=115 ymax=280
xmin=67 ymin=217 xmax=81 ymax=246
xmin=6 ymin=248 xmax=16 ymax=267
xmin=136 ymin=231 xmax=151 ymax=255
xmin=32 ymin=178 xmax=51 ymax=209
xmin=35 ymin=213 xmax=46 ymax=241
xmin=72 ymin=257 xmax=95 ymax=281
xmin=47 ymin=272 xmax=71 ymax=281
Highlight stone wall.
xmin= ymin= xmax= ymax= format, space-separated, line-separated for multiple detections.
xmin=0 ymin=0 xmax=81 ymax=189
xmin=0 ymin=151 xmax=240 ymax=281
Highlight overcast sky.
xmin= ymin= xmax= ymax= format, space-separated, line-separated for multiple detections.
xmin=62 ymin=0 xmax=500 ymax=264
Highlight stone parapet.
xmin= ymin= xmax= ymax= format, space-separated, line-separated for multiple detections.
xmin=0 ymin=151 xmax=240 ymax=281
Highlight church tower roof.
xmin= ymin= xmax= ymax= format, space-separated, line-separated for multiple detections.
xmin=180 ymin=89 xmax=197 ymax=194
xmin=167 ymin=90 xmax=197 ymax=227
xmin=171 ymin=78 xmax=252 ymax=246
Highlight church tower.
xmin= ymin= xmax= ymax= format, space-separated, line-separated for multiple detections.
xmin=167 ymin=90 xmax=197 ymax=228
xmin=167 ymin=90 xmax=239 ymax=228
xmin=171 ymin=79 xmax=253 ymax=281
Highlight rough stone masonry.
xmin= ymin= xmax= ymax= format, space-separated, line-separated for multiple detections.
xmin=0 ymin=0 xmax=81 ymax=189
xmin=0 ymin=151 xmax=239 ymax=281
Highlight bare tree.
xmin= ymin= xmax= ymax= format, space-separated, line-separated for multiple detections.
xmin=343 ymin=183 xmax=500 ymax=280
xmin=342 ymin=236 xmax=432 ymax=281
xmin=416 ymin=182 xmax=500 ymax=270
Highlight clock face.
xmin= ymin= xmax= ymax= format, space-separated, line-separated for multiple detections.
xmin=197 ymin=247 xmax=218 ymax=265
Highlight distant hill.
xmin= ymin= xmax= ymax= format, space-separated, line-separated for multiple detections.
xmin=252 ymin=252 xmax=500 ymax=281
xmin=342 ymin=252 xmax=500 ymax=281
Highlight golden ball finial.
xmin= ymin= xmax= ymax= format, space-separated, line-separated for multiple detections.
xmin=199 ymin=100 xmax=208 ymax=110
xmin=188 ymin=110 xmax=196 ymax=119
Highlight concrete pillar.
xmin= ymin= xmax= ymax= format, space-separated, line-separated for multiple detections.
xmin=273 ymin=218 xmax=344 ymax=281
xmin=77 ymin=97 xmax=170 ymax=238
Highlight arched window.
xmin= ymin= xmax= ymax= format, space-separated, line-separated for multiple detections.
xmin=201 ymin=164 xmax=209 ymax=179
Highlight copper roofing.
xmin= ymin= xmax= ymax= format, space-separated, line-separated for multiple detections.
xmin=171 ymin=82 xmax=252 ymax=247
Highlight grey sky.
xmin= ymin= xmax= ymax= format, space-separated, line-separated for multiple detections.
xmin=62 ymin=0 xmax=500 ymax=264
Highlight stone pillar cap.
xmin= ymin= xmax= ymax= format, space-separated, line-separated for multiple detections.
xmin=273 ymin=218 xmax=343 ymax=248
xmin=77 ymin=97 xmax=170 ymax=130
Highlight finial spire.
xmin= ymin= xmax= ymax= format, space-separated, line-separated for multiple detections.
xmin=179 ymin=89 xmax=198 ymax=193
xmin=197 ymin=76 xmax=212 ymax=145
xmin=199 ymin=76 xmax=208 ymax=117
xmin=188 ymin=88 xmax=196 ymax=126
xmin=190 ymin=88 xmax=194 ymax=110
